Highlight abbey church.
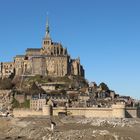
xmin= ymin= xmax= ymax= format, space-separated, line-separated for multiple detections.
xmin=0 ymin=19 xmax=84 ymax=78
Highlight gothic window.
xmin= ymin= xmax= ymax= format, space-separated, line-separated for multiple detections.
xmin=25 ymin=64 xmax=27 ymax=72
xmin=61 ymin=48 xmax=63 ymax=54
xmin=57 ymin=48 xmax=59 ymax=54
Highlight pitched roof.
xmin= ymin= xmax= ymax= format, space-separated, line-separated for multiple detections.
xmin=15 ymin=55 xmax=25 ymax=57
xmin=26 ymin=48 xmax=41 ymax=52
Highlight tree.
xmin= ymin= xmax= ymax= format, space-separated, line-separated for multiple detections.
xmin=12 ymin=98 xmax=20 ymax=108
xmin=0 ymin=78 xmax=14 ymax=90
xmin=99 ymin=82 xmax=109 ymax=91
xmin=28 ymin=82 xmax=44 ymax=95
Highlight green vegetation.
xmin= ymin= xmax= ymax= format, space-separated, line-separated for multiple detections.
xmin=99 ymin=82 xmax=109 ymax=91
xmin=25 ymin=75 xmax=85 ymax=84
xmin=27 ymin=75 xmax=52 ymax=84
xmin=21 ymin=99 xmax=30 ymax=108
xmin=13 ymin=74 xmax=88 ymax=91
xmin=12 ymin=98 xmax=30 ymax=108
xmin=27 ymin=82 xmax=45 ymax=95
xmin=0 ymin=78 xmax=14 ymax=90
xmin=12 ymin=98 xmax=20 ymax=108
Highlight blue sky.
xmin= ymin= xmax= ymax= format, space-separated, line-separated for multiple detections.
xmin=0 ymin=0 xmax=140 ymax=99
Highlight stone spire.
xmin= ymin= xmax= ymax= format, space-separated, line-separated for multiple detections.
xmin=45 ymin=16 xmax=51 ymax=39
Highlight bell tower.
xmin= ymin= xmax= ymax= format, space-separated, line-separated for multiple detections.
xmin=42 ymin=17 xmax=52 ymax=50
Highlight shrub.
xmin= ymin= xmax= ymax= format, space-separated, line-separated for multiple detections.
xmin=0 ymin=78 xmax=14 ymax=89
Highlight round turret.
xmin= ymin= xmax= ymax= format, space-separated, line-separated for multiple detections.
xmin=112 ymin=102 xmax=125 ymax=118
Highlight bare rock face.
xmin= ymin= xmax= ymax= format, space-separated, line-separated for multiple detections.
xmin=0 ymin=90 xmax=13 ymax=111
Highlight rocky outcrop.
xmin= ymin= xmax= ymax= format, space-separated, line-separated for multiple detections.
xmin=0 ymin=90 xmax=13 ymax=111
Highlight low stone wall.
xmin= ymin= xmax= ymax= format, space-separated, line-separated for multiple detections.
xmin=13 ymin=109 xmax=42 ymax=117
xmin=125 ymin=107 xmax=140 ymax=118
xmin=0 ymin=90 xmax=11 ymax=94
xmin=53 ymin=107 xmax=67 ymax=116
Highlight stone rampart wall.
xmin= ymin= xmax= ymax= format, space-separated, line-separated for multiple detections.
xmin=68 ymin=108 xmax=112 ymax=118
xmin=53 ymin=106 xmax=124 ymax=118
xmin=137 ymin=108 xmax=140 ymax=118
xmin=125 ymin=107 xmax=140 ymax=118
xmin=53 ymin=107 xmax=113 ymax=118
xmin=13 ymin=104 xmax=125 ymax=118
xmin=0 ymin=90 xmax=12 ymax=96
xmin=13 ymin=109 xmax=42 ymax=117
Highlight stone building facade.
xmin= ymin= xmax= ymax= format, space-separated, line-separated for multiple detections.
xmin=0 ymin=19 xmax=84 ymax=78
xmin=30 ymin=98 xmax=47 ymax=110
xmin=0 ymin=62 xmax=15 ymax=78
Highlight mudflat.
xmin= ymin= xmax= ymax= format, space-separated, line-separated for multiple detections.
xmin=0 ymin=117 xmax=140 ymax=140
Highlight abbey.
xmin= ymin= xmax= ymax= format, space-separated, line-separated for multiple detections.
xmin=0 ymin=19 xmax=84 ymax=78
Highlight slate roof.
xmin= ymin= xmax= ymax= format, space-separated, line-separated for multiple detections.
xmin=26 ymin=48 xmax=41 ymax=52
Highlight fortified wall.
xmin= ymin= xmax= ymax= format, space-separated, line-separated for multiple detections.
xmin=13 ymin=103 xmax=125 ymax=118
xmin=125 ymin=107 xmax=140 ymax=118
